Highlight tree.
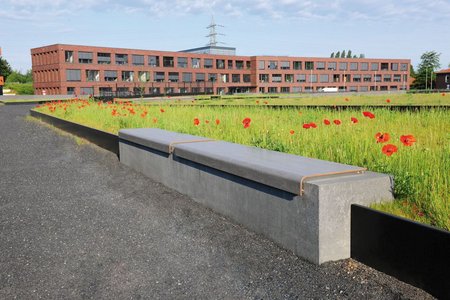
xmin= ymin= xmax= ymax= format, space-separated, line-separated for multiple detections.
xmin=341 ymin=50 xmax=346 ymax=58
xmin=330 ymin=52 xmax=335 ymax=58
xmin=347 ymin=50 xmax=352 ymax=58
xmin=410 ymin=65 xmax=416 ymax=79
xmin=359 ymin=54 xmax=365 ymax=58
xmin=0 ymin=56 xmax=12 ymax=80
xmin=335 ymin=51 xmax=340 ymax=59
xmin=412 ymin=51 xmax=441 ymax=89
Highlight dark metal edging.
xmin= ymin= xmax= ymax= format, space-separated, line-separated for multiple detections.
xmin=351 ymin=204 xmax=450 ymax=299
xmin=29 ymin=110 xmax=119 ymax=156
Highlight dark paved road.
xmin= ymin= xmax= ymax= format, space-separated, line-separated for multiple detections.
xmin=0 ymin=105 xmax=433 ymax=299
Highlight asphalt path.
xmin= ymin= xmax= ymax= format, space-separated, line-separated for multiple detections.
xmin=0 ymin=104 xmax=433 ymax=299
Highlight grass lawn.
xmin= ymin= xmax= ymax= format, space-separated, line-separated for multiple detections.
xmin=33 ymin=95 xmax=450 ymax=231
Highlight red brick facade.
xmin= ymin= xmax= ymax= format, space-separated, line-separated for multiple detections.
xmin=31 ymin=44 xmax=411 ymax=96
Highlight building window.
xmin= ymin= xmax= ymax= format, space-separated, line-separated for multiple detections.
xmin=154 ymin=72 xmax=165 ymax=82
xmin=285 ymin=74 xmax=294 ymax=83
xmin=236 ymin=60 xmax=244 ymax=69
xmin=339 ymin=62 xmax=347 ymax=71
xmin=97 ymin=53 xmax=111 ymax=64
xmin=344 ymin=74 xmax=351 ymax=82
xmin=196 ymin=73 xmax=205 ymax=82
xmin=66 ymin=69 xmax=81 ymax=81
xmin=381 ymin=63 xmax=389 ymax=71
xmin=182 ymin=72 xmax=192 ymax=82
xmin=99 ymin=87 xmax=113 ymax=97
xmin=204 ymin=59 xmax=213 ymax=69
xmin=148 ymin=56 xmax=160 ymax=67
xmin=216 ymin=59 xmax=225 ymax=69
xmin=168 ymin=72 xmax=179 ymax=82
xmin=132 ymin=55 xmax=145 ymax=66
xmin=333 ymin=74 xmax=340 ymax=82
xmin=243 ymin=74 xmax=251 ymax=83
xmin=296 ymin=74 xmax=306 ymax=83
xmin=177 ymin=57 xmax=188 ymax=68
xmin=232 ymin=74 xmax=240 ymax=83
xmin=86 ymin=70 xmax=99 ymax=82
xmin=353 ymin=75 xmax=361 ymax=82
xmin=375 ymin=74 xmax=381 ymax=82
xmin=319 ymin=74 xmax=329 ymax=83
xmin=192 ymin=58 xmax=201 ymax=68
xmin=391 ymin=63 xmax=398 ymax=71
xmin=220 ymin=74 xmax=229 ymax=83
xmin=272 ymin=74 xmax=282 ymax=83
xmin=115 ymin=54 xmax=128 ymax=65
xmin=259 ymin=74 xmax=269 ymax=83
xmin=293 ymin=61 xmax=302 ymax=70
xmin=208 ymin=73 xmax=217 ymax=82
xmin=349 ymin=86 xmax=358 ymax=92
xmin=305 ymin=61 xmax=314 ymax=70
xmin=268 ymin=87 xmax=278 ymax=93
xmin=268 ymin=61 xmax=278 ymax=69
xmin=104 ymin=70 xmax=118 ymax=81
xmin=309 ymin=74 xmax=317 ymax=83
xmin=258 ymin=60 xmax=265 ymax=70
xmin=138 ymin=71 xmax=150 ymax=82
xmin=350 ymin=62 xmax=358 ymax=71
xmin=246 ymin=61 xmax=251 ymax=69
xmin=363 ymin=75 xmax=372 ymax=82
xmin=400 ymin=63 xmax=408 ymax=71
xmin=163 ymin=56 xmax=174 ymax=67
xmin=67 ymin=87 xmax=75 ymax=94
xmin=360 ymin=62 xmax=369 ymax=71
xmin=360 ymin=86 xmax=368 ymax=92
xmin=281 ymin=87 xmax=290 ymax=93
xmin=117 ymin=87 xmax=130 ymax=97
xmin=150 ymin=87 xmax=160 ymax=94
xmin=122 ymin=71 xmax=134 ymax=82
xmin=292 ymin=87 xmax=302 ymax=93
xmin=80 ymin=87 xmax=94 ymax=96
xmin=280 ymin=61 xmax=290 ymax=70
xmin=383 ymin=74 xmax=391 ymax=82
xmin=78 ymin=52 xmax=93 ymax=64
xmin=227 ymin=60 xmax=233 ymax=69
xmin=328 ymin=62 xmax=336 ymax=70
xmin=445 ymin=75 xmax=450 ymax=83
xmin=316 ymin=62 xmax=325 ymax=70
xmin=371 ymin=63 xmax=379 ymax=71
xmin=65 ymin=51 xmax=74 ymax=63
xmin=393 ymin=74 xmax=401 ymax=82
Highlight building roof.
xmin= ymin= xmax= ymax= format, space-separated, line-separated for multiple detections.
xmin=436 ymin=68 xmax=450 ymax=74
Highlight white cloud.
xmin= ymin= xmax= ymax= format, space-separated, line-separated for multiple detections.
xmin=1 ymin=0 xmax=450 ymax=22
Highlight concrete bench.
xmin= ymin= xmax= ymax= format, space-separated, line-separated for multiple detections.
xmin=119 ymin=128 xmax=394 ymax=264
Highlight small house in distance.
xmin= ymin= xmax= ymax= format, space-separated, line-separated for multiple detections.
xmin=435 ymin=68 xmax=450 ymax=90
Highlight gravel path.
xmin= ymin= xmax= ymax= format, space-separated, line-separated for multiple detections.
xmin=0 ymin=105 xmax=433 ymax=299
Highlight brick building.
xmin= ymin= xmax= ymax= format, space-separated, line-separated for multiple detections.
xmin=435 ymin=68 xmax=450 ymax=90
xmin=31 ymin=44 xmax=410 ymax=96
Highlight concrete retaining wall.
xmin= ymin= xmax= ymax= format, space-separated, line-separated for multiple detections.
xmin=119 ymin=128 xmax=394 ymax=264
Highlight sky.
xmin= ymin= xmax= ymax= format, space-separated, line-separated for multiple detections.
xmin=1 ymin=0 xmax=450 ymax=73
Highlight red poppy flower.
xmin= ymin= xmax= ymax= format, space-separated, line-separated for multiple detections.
xmin=382 ymin=144 xmax=398 ymax=156
xmin=256 ymin=100 xmax=260 ymax=104
xmin=400 ymin=135 xmax=416 ymax=146
xmin=310 ymin=122 xmax=317 ymax=128
xmin=303 ymin=123 xmax=311 ymax=129
xmin=160 ymin=108 xmax=165 ymax=113
xmin=323 ymin=119 xmax=331 ymax=125
xmin=153 ymin=118 xmax=158 ymax=123
xmin=111 ymin=109 xmax=118 ymax=116
xmin=263 ymin=101 xmax=268 ymax=104
xmin=442 ymin=93 xmax=446 ymax=96
xmin=333 ymin=119 xmax=341 ymax=125
xmin=194 ymin=118 xmax=200 ymax=126
xmin=242 ymin=117 xmax=251 ymax=128
xmin=386 ymin=99 xmax=391 ymax=103
xmin=205 ymin=120 xmax=210 ymax=124
xmin=140 ymin=111 xmax=147 ymax=118
xmin=363 ymin=111 xmax=375 ymax=119
xmin=345 ymin=98 xmax=349 ymax=102
xmin=215 ymin=119 xmax=220 ymax=125
xmin=351 ymin=117 xmax=358 ymax=123
xmin=289 ymin=130 xmax=295 ymax=135
xmin=375 ymin=132 xmax=390 ymax=143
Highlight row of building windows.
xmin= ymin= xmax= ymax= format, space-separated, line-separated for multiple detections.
xmin=258 ymin=73 xmax=408 ymax=83
xmin=258 ymin=60 xmax=409 ymax=72
xmin=66 ymin=69 xmax=252 ymax=83
xmin=65 ymin=51 xmax=251 ymax=69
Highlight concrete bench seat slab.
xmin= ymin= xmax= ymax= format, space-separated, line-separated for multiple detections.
xmin=119 ymin=128 xmax=394 ymax=264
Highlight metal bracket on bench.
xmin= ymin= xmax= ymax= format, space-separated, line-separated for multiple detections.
xmin=168 ymin=139 xmax=216 ymax=154
xmin=299 ymin=168 xmax=367 ymax=196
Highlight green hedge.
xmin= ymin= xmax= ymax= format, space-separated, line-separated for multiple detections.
xmin=4 ymin=83 xmax=34 ymax=95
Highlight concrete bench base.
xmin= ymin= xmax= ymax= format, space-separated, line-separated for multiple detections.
xmin=119 ymin=129 xmax=394 ymax=264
